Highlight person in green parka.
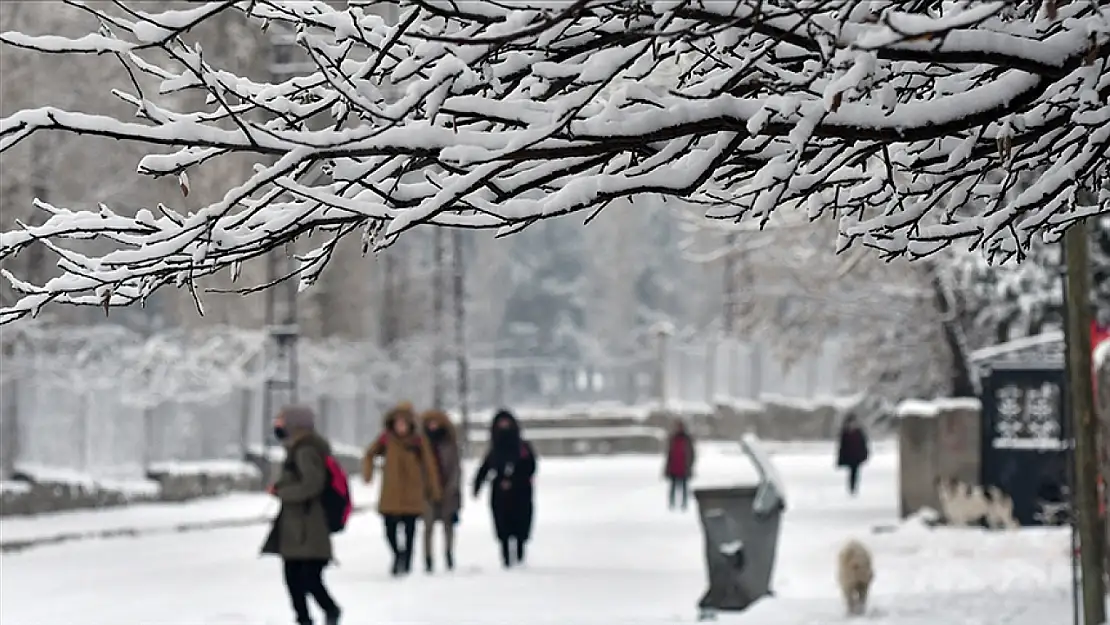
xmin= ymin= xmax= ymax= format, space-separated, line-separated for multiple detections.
xmin=261 ymin=405 xmax=342 ymax=625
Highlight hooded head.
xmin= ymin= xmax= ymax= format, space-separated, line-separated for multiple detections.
xmin=274 ymin=404 xmax=316 ymax=443
xmin=384 ymin=401 xmax=417 ymax=438
xmin=421 ymin=409 xmax=455 ymax=443
xmin=490 ymin=408 xmax=521 ymax=451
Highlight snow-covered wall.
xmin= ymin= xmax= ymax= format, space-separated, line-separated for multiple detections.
xmin=1 ymin=459 xmax=267 ymax=517
xmin=454 ymin=395 xmax=861 ymax=443
xmin=644 ymin=396 xmax=859 ymax=442
xmin=896 ymin=398 xmax=982 ymax=518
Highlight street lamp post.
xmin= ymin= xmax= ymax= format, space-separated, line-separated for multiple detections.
xmin=258 ymin=28 xmax=311 ymax=469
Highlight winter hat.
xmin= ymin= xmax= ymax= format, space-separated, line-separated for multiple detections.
xmin=280 ymin=404 xmax=317 ymax=431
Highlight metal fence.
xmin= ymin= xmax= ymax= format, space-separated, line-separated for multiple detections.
xmin=0 ymin=324 xmax=850 ymax=478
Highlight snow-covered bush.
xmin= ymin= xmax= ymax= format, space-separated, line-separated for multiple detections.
xmin=0 ymin=1 xmax=1107 ymax=323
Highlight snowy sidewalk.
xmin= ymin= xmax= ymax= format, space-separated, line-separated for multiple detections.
xmin=0 ymin=483 xmax=379 ymax=553
xmin=1 ymin=445 xmax=1089 ymax=625
xmin=0 ymin=446 xmax=750 ymax=554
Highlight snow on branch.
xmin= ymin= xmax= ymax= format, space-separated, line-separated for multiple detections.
xmin=1 ymin=0 xmax=1109 ymax=323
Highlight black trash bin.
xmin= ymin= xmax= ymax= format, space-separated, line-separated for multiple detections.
xmin=694 ymin=434 xmax=786 ymax=620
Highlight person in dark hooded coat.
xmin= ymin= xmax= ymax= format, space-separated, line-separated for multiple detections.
xmin=473 ymin=408 xmax=537 ymax=568
xmin=261 ymin=405 xmax=342 ymax=625
xmin=836 ymin=415 xmax=869 ymax=496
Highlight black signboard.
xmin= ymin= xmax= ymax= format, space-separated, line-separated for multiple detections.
xmin=980 ymin=365 xmax=1070 ymax=527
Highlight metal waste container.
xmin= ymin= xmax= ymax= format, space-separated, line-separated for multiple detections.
xmin=695 ymin=434 xmax=786 ymax=619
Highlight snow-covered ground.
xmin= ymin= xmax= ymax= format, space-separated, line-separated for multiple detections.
xmin=0 ymin=443 xmax=1078 ymax=625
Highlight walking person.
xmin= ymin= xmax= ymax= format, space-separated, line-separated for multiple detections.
xmin=420 ymin=408 xmax=463 ymax=573
xmin=837 ymin=415 xmax=870 ymax=496
xmin=663 ymin=419 xmax=696 ymax=511
xmin=473 ymin=409 xmax=537 ymax=569
xmin=261 ymin=405 xmax=342 ymax=625
xmin=362 ymin=402 xmax=442 ymax=576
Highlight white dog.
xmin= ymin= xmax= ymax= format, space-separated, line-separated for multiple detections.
xmin=984 ymin=485 xmax=1019 ymax=530
xmin=937 ymin=478 xmax=1018 ymax=529
xmin=837 ymin=539 xmax=874 ymax=616
xmin=937 ymin=478 xmax=985 ymax=526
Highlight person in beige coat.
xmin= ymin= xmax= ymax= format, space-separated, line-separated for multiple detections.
xmin=420 ymin=409 xmax=463 ymax=572
xmin=362 ymin=402 xmax=442 ymax=576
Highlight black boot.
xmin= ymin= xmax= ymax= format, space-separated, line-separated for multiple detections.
xmin=402 ymin=549 xmax=413 ymax=575
xmin=391 ymin=552 xmax=403 ymax=576
xmin=516 ymin=539 xmax=526 ymax=564
xmin=500 ymin=540 xmax=512 ymax=568
xmin=425 ymin=556 xmax=434 ymax=573
xmin=445 ymin=551 xmax=454 ymax=571
xmin=324 ymin=608 xmax=341 ymax=625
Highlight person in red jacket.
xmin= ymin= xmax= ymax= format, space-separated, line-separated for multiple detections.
xmin=663 ymin=419 xmax=697 ymax=510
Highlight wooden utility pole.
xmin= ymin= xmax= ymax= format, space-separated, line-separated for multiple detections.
xmin=381 ymin=249 xmax=398 ymax=354
xmin=452 ymin=230 xmax=470 ymax=456
xmin=723 ymin=232 xmax=736 ymax=336
xmin=1063 ymin=219 xmax=1108 ymax=625
xmin=432 ymin=228 xmax=446 ymax=408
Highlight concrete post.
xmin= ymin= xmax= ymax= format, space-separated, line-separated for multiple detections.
xmin=653 ymin=322 xmax=674 ymax=411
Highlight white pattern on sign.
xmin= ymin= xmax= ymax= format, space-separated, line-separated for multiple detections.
xmin=994 ymin=384 xmax=1025 ymax=441
xmin=1025 ymin=382 xmax=1061 ymax=440
xmin=991 ymin=381 xmax=1062 ymax=449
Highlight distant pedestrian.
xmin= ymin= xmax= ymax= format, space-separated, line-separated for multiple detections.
xmin=420 ymin=408 xmax=462 ymax=573
xmin=474 ymin=409 xmax=537 ymax=568
xmin=663 ymin=419 xmax=696 ymax=510
xmin=362 ymin=402 xmax=442 ymax=576
xmin=837 ymin=415 xmax=870 ymax=496
xmin=261 ymin=405 xmax=342 ymax=625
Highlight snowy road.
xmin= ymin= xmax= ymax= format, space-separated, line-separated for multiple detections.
xmin=0 ymin=442 xmax=1076 ymax=625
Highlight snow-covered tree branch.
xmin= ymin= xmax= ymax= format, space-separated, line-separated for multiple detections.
xmin=1 ymin=0 xmax=1108 ymax=323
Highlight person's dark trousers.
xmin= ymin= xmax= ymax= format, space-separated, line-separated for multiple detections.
xmin=384 ymin=515 xmax=419 ymax=575
xmin=283 ymin=559 xmax=340 ymax=625
xmin=516 ymin=537 xmax=526 ymax=563
xmin=500 ymin=538 xmax=512 ymax=568
xmin=847 ymin=464 xmax=861 ymax=496
xmin=669 ymin=477 xmax=689 ymax=510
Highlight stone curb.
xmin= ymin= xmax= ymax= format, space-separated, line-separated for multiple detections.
xmin=0 ymin=504 xmax=375 ymax=555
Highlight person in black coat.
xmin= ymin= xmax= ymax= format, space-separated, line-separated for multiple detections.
xmin=473 ymin=409 xmax=537 ymax=568
xmin=836 ymin=415 xmax=870 ymax=496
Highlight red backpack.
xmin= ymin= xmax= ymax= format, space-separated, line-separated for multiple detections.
xmin=321 ymin=456 xmax=352 ymax=534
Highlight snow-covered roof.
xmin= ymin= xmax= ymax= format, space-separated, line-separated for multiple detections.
xmin=969 ymin=331 xmax=1065 ymax=371
xmin=895 ymin=397 xmax=982 ymax=419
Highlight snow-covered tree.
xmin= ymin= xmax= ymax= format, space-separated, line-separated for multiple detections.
xmin=680 ymin=211 xmax=965 ymax=400
xmin=0 ymin=1 xmax=1107 ymax=323
xmin=949 ymin=216 xmax=1110 ymax=342
xmin=499 ymin=218 xmax=588 ymax=359
xmin=1088 ymin=216 xmax=1110 ymax=328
